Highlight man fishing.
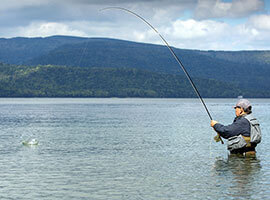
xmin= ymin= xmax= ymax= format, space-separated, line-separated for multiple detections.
xmin=211 ymin=99 xmax=261 ymax=157
xmin=101 ymin=8 xmax=261 ymax=157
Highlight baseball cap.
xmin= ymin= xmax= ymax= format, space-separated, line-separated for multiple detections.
xmin=234 ymin=99 xmax=251 ymax=110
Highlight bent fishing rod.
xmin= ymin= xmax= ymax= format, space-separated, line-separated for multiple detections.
xmin=100 ymin=7 xmax=224 ymax=144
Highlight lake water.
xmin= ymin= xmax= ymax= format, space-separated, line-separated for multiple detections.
xmin=0 ymin=98 xmax=269 ymax=199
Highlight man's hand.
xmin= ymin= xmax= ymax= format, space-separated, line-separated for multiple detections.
xmin=210 ymin=120 xmax=218 ymax=127
xmin=214 ymin=134 xmax=221 ymax=142
xmin=210 ymin=120 xmax=224 ymax=144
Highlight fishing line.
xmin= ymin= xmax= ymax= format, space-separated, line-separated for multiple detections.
xmin=77 ymin=39 xmax=90 ymax=67
xmin=100 ymin=7 xmax=223 ymax=145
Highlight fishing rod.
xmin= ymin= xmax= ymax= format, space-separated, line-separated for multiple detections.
xmin=100 ymin=7 xmax=224 ymax=144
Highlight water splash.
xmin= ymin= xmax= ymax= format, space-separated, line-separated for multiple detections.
xmin=22 ymin=138 xmax=38 ymax=146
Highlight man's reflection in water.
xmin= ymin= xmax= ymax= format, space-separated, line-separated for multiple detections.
xmin=213 ymin=155 xmax=261 ymax=199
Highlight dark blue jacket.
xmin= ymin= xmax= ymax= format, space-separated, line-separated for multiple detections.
xmin=213 ymin=115 xmax=251 ymax=139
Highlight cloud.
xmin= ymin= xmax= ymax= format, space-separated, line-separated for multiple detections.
xmin=0 ymin=0 xmax=197 ymax=26
xmin=65 ymin=0 xmax=196 ymax=6
xmin=194 ymin=0 xmax=264 ymax=19
xmin=0 ymin=0 xmax=52 ymax=11
xmin=248 ymin=14 xmax=270 ymax=30
xmin=230 ymin=14 xmax=270 ymax=49
xmin=15 ymin=21 xmax=87 ymax=38
xmin=0 ymin=0 xmax=269 ymax=50
xmin=168 ymin=19 xmax=228 ymax=39
xmin=163 ymin=19 xmax=234 ymax=50
xmin=120 ymin=14 xmax=270 ymax=51
xmin=102 ymin=17 xmax=233 ymax=50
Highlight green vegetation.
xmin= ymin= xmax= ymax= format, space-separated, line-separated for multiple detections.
xmin=0 ymin=36 xmax=270 ymax=97
xmin=18 ymin=37 xmax=270 ymax=91
xmin=0 ymin=63 xmax=269 ymax=98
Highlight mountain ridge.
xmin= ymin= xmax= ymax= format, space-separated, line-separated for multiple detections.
xmin=0 ymin=35 xmax=269 ymax=97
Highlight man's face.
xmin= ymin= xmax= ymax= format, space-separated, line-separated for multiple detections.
xmin=235 ymin=106 xmax=244 ymax=117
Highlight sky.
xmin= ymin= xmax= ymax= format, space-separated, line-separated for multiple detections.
xmin=0 ymin=0 xmax=270 ymax=50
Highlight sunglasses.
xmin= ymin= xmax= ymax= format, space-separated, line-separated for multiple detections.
xmin=234 ymin=106 xmax=241 ymax=109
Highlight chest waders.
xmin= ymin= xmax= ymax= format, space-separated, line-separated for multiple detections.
xmin=228 ymin=114 xmax=260 ymax=157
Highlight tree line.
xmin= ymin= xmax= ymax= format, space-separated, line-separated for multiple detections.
xmin=0 ymin=63 xmax=269 ymax=98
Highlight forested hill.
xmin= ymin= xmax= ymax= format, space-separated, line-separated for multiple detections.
xmin=0 ymin=36 xmax=89 ymax=64
xmin=0 ymin=63 xmax=268 ymax=98
xmin=0 ymin=36 xmax=270 ymax=97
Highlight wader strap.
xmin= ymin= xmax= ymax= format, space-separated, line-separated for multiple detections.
xmin=242 ymin=136 xmax=251 ymax=147
xmin=230 ymin=136 xmax=256 ymax=156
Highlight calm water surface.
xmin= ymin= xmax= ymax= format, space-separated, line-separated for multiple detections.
xmin=0 ymin=98 xmax=269 ymax=199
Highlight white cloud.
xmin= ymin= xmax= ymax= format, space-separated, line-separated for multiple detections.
xmin=168 ymin=19 xmax=228 ymax=39
xmin=96 ymin=18 xmax=231 ymax=50
xmin=225 ymin=14 xmax=270 ymax=49
xmin=248 ymin=14 xmax=270 ymax=30
xmin=15 ymin=21 xmax=87 ymax=38
xmin=194 ymin=0 xmax=264 ymax=19
xmin=83 ymin=15 xmax=270 ymax=50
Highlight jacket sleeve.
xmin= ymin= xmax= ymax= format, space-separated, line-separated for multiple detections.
xmin=213 ymin=119 xmax=245 ymax=139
